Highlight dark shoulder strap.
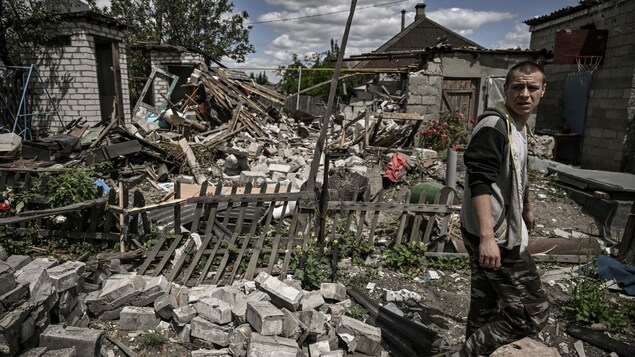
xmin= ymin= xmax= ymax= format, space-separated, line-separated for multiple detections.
xmin=476 ymin=107 xmax=511 ymax=135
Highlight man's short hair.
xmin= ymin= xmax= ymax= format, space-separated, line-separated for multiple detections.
xmin=505 ymin=61 xmax=546 ymax=86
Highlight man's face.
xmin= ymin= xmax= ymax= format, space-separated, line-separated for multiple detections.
xmin=504 ymin=70 xmax=546 ymax=119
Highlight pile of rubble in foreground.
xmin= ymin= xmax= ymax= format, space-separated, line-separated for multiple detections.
xmin=1 ymin=254 xmax=388 ymax=357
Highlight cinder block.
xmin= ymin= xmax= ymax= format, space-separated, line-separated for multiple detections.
xmin=196 ymin=297 xmax=232 ymax=325
xmin=320 ymin=282 xmax=347 ymax=302
xmin=154 ymin=293 xmax=178 ymax=320
xmin=135 ymin=275 xmax=170 ymax=307
xmin=42 ymin=346 xmax=77 ymax=357
xmin=295 ymin=310 xmax=326 ymax=335
xmin=39 ymin=325 xmax=104 ymax=357
xmin=254 ymin=272 xmax=303 ymax=311
xmin=300 ymin=290 xmax=325 ymax=311
xmin=246 ymin=333 xmax=300 ymax=357
xmin=47 ymin=262 xmax=85 ymax=292
xmin=232 ymin=291 xmax=270 ymax=324
xmin=5 ymin=255 xmax=31 ymax=271
xmin=336 ymin=316 xmax=382 ymax=355
xmin=120 ymin=306 xmax=159 ymax=331
xmin=246 ymin=301 xmax=284 ymax=336
xmin=172 ymin=305 xmax=197 ymax=325
xmin=228 ymin=324 xmax=251 ymax=357
xmin=190 ymin=316 xmax=231 ymax=346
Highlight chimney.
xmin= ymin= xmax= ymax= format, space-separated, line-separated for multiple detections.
xmin=401 ymin=9 xmax=406 ymax=31
xmin=415 ymin=2 xmax=426 ymax=20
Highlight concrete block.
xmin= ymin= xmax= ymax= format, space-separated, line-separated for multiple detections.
xmin=269 ymin=164 xmax=292 ymax=173
xmin=239 ymin=171 xmax=267 ymax=184
xmin=39 ymin=325 xmax=104 ymax=357
xmin=19 ymin=347 xmax=48 ymax=356
xmin=170 ymin=283 xmax=190 ymax=307
xmin=120 ymin=306 xmax=160 ymax=331
xmin=254 ymin=272 xmax=303 ymax=311
xmin=47 ymin=262 xmax=85 ymax=292
xmin=327 ymin=299 xmax=352 ymax=321
xmin=321 ymin=351 xmax=345 ymax=357
xmin=191 ymin=348 xmax=231 ymax=356
xmin=154 ymin=293 xmax=178 ymax=320
xmin=5 ymin=255 xmax=31 ymax=271
xmin=309 ymin=340 xmax=330 ymax=357
xmin=320 ymin=282 xmax=347 ymax=302
xmin=190 ymin=317 xmax=231 ymax=346
xmin=295 ymin=310 xmax=326 ymax=335
xmin=196 ymin=297 xmax=232 ymax=325
xmin=0 ymin=283 xmax=28 ymax=307
xmin=188 ymin=285 xmax=219 ymax=304
xmin=14 ymin=258 xmax=58 ymax=288
xmin=173 ymin=305 xmax=197 ymax=325
xmin=0 ymin=261 xmax=17 ymax=296
xmin=300 ymin=290 xmax=325 ymax=311
xmin=211 ymin=286 xmax=241 ymax=305
xmin=280 ymin=308 xmax=306 ymax=341
xmin=30 ymin=270 xmax=58 ymax=310
xmin=98 ymin=274 xmax=145 ymax=305
xmin=42 ymin=347 xmax=77 ymax=357
xmin=228 ymin=324 xmax=251 ymax=357
xmin=175 ymin=323 xmax=191 ymax=344
xmin=232 ymin=291 xmax=270 ymax=324
xmin=135 ymin=275 xmax=170 ymax=306
xmin=336 ymin=316 xmax=382 ymax=355
xmin=246 ymin=301 xmax=284 ymax=336
xmin=246 ymin=333 xmax=300 ymax=357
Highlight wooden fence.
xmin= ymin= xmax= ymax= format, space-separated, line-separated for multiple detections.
xmin=0 ymin=170 xmax=460 ymax=286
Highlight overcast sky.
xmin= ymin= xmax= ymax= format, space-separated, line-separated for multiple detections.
xmin=96 ymin=0 xmax=581 ymax=70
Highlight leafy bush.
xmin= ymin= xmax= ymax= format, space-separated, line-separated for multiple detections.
xmin=564 ymin=275 xmax=629 ymax=332
xmin=418 ymin=109 xmax=471 ymax=152
xmin=138 ymin=330 xmax=166 ymax=348
xmin=384 ymin=242 xmax=428 ymax=276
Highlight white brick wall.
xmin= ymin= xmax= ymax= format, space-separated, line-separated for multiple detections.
xmin=21 ymin=17 xmax=131 ymax=137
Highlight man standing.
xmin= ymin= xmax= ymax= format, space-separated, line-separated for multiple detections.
xmin=458 ymin=61 xmax=550 ymax=356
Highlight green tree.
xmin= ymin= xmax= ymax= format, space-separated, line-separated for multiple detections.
xmin=0 ymin=0 xmax=96 ymax=65
xmin=107 ymin=0 xmax=253 ymax=63
xmin=276 ymin=39 xmax=367 ymax=102
xmin=255 ymin=71 xmax=269 ymax=85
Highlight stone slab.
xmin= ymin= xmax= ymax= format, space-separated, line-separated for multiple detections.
xmin=39 ymin=325 xmax=104 ymax=357
xmin=246 ymin=333 xmax=299 ymax=357
xmin=120 ymin=306 xmax=160 ymax=331
xmin=246 ymin=301 xmax=283 ymax=336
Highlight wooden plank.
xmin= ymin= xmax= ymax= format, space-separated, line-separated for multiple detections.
xmin=118 ymin=181 xmax=128 ymax=252
xmin=395 ymin=190 xmax=411 ymax=245
xmin=3 ymin=227 xmax=119 ymax=241
xmin=221 ymin=184 xmax=239 ymax=228
xmin=379 ymin=112 xmax=423 ymax=121
xmin=178 ymin=138 xmax=206 ymax=184
xmin=244 ymin=183 xmax=282 ymax=280
xmin=212 ymin=183 xmax=252 ymax=284
xmin=326 ymin=201 xmax=457 ymax=214
xmin=174 ymin=180 xmax=181 ymax=235
xmin=409 ymin=190 xmax=427 ymax=243
xmin=280 ymin=203 xmax=304 ymax=277
xmin=423 ymin=252 xmax=592 ymax=263
xmin=86 ymin=140 xmax=142 ymax=164
xmin=103 ymin=189 xmax=117 ymax=234
xmin=204 ymin=184 xmax=224 ymax=237
xmin=137 ymin=234 xmax=167 ymax=275
xmin=152 ymin=234 xmax=184 ymax=277
xmin=190 ymin=181 xmax=209 ymax=232
xmin=0 ymin=197 xmax=109 ymax=225
xmin=367 ymin=190 xmax=383 ymax=246
xmin=186 ymin=191 xmax=313 ymax=205
xmin=182 ymin=234 xmax=212 ymax=285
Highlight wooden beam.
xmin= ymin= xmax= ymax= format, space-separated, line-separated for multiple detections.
xmin=178 ymin=138 xmax=206 ymax=184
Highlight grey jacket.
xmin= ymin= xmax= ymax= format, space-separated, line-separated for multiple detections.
xmin=460 ymin=104 xmax=529 ymax=251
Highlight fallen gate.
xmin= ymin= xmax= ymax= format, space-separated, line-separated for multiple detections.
xmin=131 ymin=181 xmax=460 ymax=287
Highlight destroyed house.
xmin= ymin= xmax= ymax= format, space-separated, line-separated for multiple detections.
xmin=14 ymin=9 xmax=131 ymax=137
xmin=348 ymin=2 xmax=547 ymax=130
xmin=526 ymin=0 xmax=635 ymax=173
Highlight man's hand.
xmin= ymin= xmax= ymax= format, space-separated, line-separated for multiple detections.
xmin=479 ymin=236 xmax=501 ymax=270
xmin=523 ymin=205 xmax=536 ymax=233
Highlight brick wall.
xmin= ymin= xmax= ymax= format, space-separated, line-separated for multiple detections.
xmin=22 ymin=20 xmax=131 ymax=137
xmin=150 ymin=50 xmax=206 ymax=106
xmin=406 ymin=59 xmax=443 ymax=121
xmin=529 ymin=0 xmax=635 ymax=172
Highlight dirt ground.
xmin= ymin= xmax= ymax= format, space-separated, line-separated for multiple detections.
xmin=333 ymin=167 xmax=632 ymax=357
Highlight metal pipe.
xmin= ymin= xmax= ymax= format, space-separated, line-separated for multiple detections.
xmin=446 ymin=146 xmax=457 ymax=189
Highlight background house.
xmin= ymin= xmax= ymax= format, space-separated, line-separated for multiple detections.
xmin=526 ymin=0 xmax=635 ymax=173
xmin=347 ymin=2 xmax=547 ymax=132
xmin=15 ymin=6 xmax=131 ymax=137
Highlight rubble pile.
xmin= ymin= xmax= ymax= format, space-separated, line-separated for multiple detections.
xmin=1 ymin=251 xmax=392 ymax=357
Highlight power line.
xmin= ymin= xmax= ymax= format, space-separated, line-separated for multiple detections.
xmin=250 ymin=0 xmax=409 ymax=25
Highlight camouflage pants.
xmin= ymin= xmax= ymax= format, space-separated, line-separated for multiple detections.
xmin=460 ymin=228 xmax=549 ymax=356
